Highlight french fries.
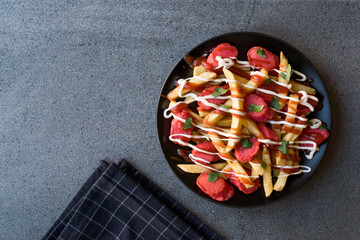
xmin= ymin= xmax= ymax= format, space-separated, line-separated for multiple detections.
xmin=163 ymin=44 xmax=327 ymax=201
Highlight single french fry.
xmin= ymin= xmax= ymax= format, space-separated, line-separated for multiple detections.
xmin=249 ymin=157 xmax=264 ymax=179
xmin=222 ymin=68 xmax=244 ymax=152
xmin=193 ymin=65 xmax=207 ymax=76
xmin=242 ymin=68 xmax=269 ymax=95
xmin=243 ymin=117 xmax=265 ymax=139
xmin=262 ymin=146 xmax=273 ymax=197
xmin=269 ymin=75 xmax=316 ymax=95
xmin=274 ymin=148 xmax=295 ymax=191
xmin=177 ymin=162 xmax=227 ymax=173
xmin=203 ymin=99 xmax=232 ymax=125
xmin=167 ymin=71 xmax=216 ymax=100
xmin=216 ymin=116 xmax=232 ymax=127
xmin=277 ymin=52 xmax=290 ymax=108
xmin=198 ymin=108 xmax=211 ymax=118
xmin=289 ymin=80 xmax=316 ymax=95
xmin=282 ymin=94 xmax=299 ymax=133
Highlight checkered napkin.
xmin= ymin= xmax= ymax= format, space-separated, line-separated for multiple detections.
xmin=42 ymin=160 xmax=222 ymax=240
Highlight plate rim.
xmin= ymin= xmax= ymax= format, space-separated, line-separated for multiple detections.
xmin=156 ymin=31 xmax=332 ymax=208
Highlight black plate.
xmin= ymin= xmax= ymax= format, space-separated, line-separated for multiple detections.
xmin=157 ymin=32 xmax=331 ymax=207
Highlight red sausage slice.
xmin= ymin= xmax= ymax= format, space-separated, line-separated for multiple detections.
xmin=196 ymin=172 xmax=234 ymax=201
xmin=256 ymin=123 xmax=278 ymax=141
xmin=299 ymin=126 xmax=329 ymax=148
xmin=170 ymin=110 xmax=194 ymax=144
xmin=247 ymin=46 xmax=280 ymax=71
xmin=198 ymin=85 xmax=230 ymax=110
xmin=192 ymin=141 xmax=221 ymax=164
xmin=229 ymin=169 xmax=260 ymax=194
xmin=234 ymin=137 xmax=260 ymax=163
xmin=244 ymin=94 xmax=274 ymax=122
xmin=205 ymin=43 xmax=238 ymax=70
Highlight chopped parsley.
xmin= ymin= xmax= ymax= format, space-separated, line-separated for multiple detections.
xmin=279 ymin=140 xmax=289 ymax=158
xmin=256 ymin=48 xmax=266 ymax=58
xmin=264 ymin=78 xmax=272 ymax=85
xmin=280 ymin=64 xmax=293 ymax=81
xmin=220 ymin=104 xmax=231 ymax=109
xmin=269 ymin=96 xmax=281 ymax=110
xmin=240 ymin=137 xmax=253 ymax=150
xmin=260 ymin=160 xmax=267 ymax=169
xmin=207 ymin=172 xmax=222 ymax=183
xmin=182 ymin=117 xmax=193 ymax=129
xmin=319 ymin=123 xmax=328 ymax=131
xmin=248 ymin=104 xmax=264 ymax=112
xmin=212 ymin=87 xmax=229 ymax=98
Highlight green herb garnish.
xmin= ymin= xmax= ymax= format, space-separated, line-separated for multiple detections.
xmin=264 ymin=78 xmax=272 ymax=85
xmin=260 ymin=160 xmax=267 ymax=169
xmin=248 ymin=104 xmax=264 ymax=112
xmin=240 ymin=137 xmax=253 ymax=150
xmin=207 ymin=172 xmax=223 ymax=183
xmin=319 ymin=123 xmax=328 ymax=131
xmin=220 ymin=104 xmax=231 ymax=109
xmin=280 ymin=64 xmax=293 ymax=81
xmin=269 ymin=96 xmax=281 ymax=110
xmin=307 ymin=120 xmax=313 ymax=126
xmin=279 ymin=140 xmax=289 ymax=158
xmin=212 ymin=87 xmax=229 ymax=98
xmin=256 ymin=48 xmax=266 ymax=58
xmin=182 ymin=117 xmax=193 ymax=129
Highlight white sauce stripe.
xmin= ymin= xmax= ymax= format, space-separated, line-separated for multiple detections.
xmin=215 ymin=56 xmax=235 ymax=69
xmin=271 ymin=108 xmax=308 ymax=121
xmin=309 ymin=118 xmax=322 ymax=129
xmin=250 ymin=71 xmax=269 ymax=79
xmin=267 ymin=120 xmax=307 ymax=129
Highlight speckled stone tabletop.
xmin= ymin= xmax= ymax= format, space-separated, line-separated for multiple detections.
xmin=1 ymin=1 xmax=359 ymax=239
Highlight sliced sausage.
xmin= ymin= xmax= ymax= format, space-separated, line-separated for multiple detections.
xmin=192 ymin=141 xmax=221 ymax=164
xmin=244 ymin=94 xmax=274 ymax=122
xmin=196 ymin=172 xmax=234 ymax=201
xmin=205 ymin=43 xmax=238 ymax=71
xmin=229 ymin=169 xmax=260 ymax=194
xmin=170 ymin=110 xmax=194 ymax=144
xmin=299 ymin=126 xmax=329 ymax=148
xmin=234 ymin=137 xmax=260 ymax=163
xmin=198 ymin=85 xmax=230 ymax=110
xmin=247 ymin=46 xmax=280 ymax=71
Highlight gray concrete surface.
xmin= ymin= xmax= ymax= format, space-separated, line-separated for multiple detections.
xmin=0 ymin=1 xmax=359 ymax=239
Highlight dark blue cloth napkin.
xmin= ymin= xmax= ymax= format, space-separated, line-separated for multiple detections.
xmin=42 ymin=160 xmax=222 ymax=240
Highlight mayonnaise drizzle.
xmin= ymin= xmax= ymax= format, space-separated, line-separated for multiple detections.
xmin=215 ymin=56 xmax=235 ymax=69
xmin=271 ymin=108 xmax=308 ymax=121
xmin=250 ymin=71 xmax=269 ymax=79
xmin=309 ymin=118 xmax=322 ymax=129
xmin=258 ymin=139 xmax=318 ymax=159
xmin=292 ymin=70 xmax=307 ymax=81
xmin=267 ymin=120 xmax=307 ymax=129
